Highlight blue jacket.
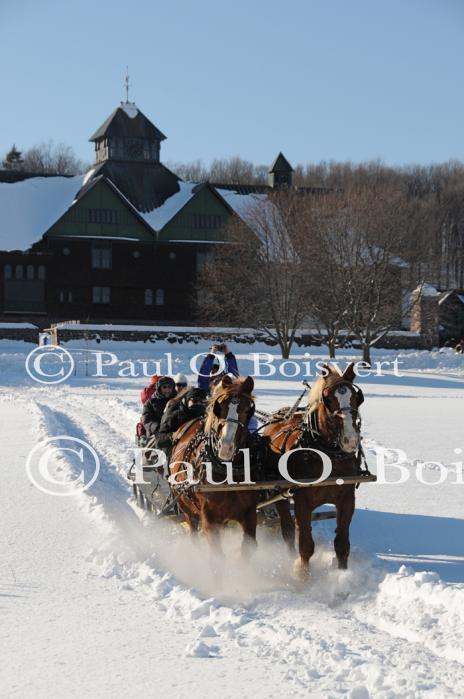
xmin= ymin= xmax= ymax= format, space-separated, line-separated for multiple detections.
xmin=198 ymin=352 xmax=239 ymax=393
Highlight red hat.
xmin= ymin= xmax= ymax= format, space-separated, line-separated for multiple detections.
xmin=150 ymin=374 xmax=161 ymax=385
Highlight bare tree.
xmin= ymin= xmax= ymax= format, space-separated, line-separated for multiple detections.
xmin=17 ymin=141 xmax=88 ymax=175
xmin=195 ymin=191 xmax=309 ymax=358
xmin=167 ymin=159 xmax=210 ymax=182
xmin=167 ymin=156 xmax=268 ymax=185
xmin=320 ymin=186 xmax=423 ymax=364
xmin=296 ymin=194 xmax=350 ymax=357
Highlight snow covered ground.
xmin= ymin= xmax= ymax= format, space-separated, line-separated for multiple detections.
xmin=0 ymin=339 xmax=463 ymax=698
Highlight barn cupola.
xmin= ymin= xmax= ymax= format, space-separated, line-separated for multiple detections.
xmin=268 ymin=152 xmax=294 ymax=189
xmin=89 ymin=102 xmax=167 ymax=165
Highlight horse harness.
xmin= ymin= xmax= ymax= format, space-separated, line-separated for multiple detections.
xmin=267 ymin=381 xmax=370 ymax=482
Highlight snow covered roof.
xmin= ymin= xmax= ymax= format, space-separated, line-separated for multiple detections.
xmin=140 ymin=182 xmax=197 ymax=231
xmin=216 ymin=188 xmax=267 ymax=230
xmin=0 ymin=175 xmax=85 ymax=252
xmin=438 ymin=290 xmax=464 ymax=305
xmin=417 ymin=283 xmax=440 ymax=297
xmin=0 ymin=175 xmax=267 ymax=252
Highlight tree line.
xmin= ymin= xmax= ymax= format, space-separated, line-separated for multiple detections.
xmin=2 ymin=142 xmax=89 ymax=176
xmin=194 ymin=173 xmax=464 ymax=363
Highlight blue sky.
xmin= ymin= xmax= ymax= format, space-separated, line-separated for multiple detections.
xmin=1 ymin=0 xmax=463 ymax=169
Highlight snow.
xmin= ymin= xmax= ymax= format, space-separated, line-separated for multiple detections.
xmin=120 ymin=101 xmax=138 ymax=118
xmin=170 ymin=239 xmax=227 ymax=244
xmin=217 ymin=188 xmax=276 ymax=241
xmin=1 ymin=340 xmax=463 ymax=697
xmin=0 ymin=176 xmax=265 ymax=251
xmin=82 ymin=167 xmax=96 ymax=186
xmin=419 ymin=283 xmax=440 ymax=297
xmin=0 ymin=322 xmax=37 ymax=328
xmin=66 ymin=235 xmax=140 ymax=241
xmin=0 ymin=175 xmax=85 ymax=251
xmin=54 ymin=322 xmax=268 ymax=333
xmin=140 ymin=182 xmax=197 ymax=231
xmin=217 ymin=188 xmax=266 ymax=223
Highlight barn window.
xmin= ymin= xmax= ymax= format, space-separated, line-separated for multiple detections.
xmin=4 ymin=264 xmax=12 ymax=279
xmin=15 ymin=265 xmax=23 ymax=279
xmin=59 ymin=290 xmax=73 ymax=303
xmin=92 ymin=243 xmax=112 ymax=269
xmin=26 ymin=265 xmax=34 ymax=280
xmin=155 ymin=289 xmax=164 ymax=306
xmin=145 ymin=289 xmax=153 ymax=305
xmin=92 ymin=286 xmax=111 ymax=304
xmin=38 ymin=265 xmax=46 ymax=280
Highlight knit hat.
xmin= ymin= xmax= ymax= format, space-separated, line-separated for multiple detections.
xmin=157 ymin=376 xmax=175 ymax=390
xmin=173 ymin=373 xmax=188 ymax=385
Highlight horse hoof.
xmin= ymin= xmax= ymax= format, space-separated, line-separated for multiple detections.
xmin=293 ymin=559 xmax=310 ymax=581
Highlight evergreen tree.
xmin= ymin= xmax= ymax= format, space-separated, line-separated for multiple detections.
xmin=2 ymin=144 xmax=24 ymax=169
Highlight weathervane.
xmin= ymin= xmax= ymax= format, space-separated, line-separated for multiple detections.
xmin=124 ymin=67 xmax=130 ymax=103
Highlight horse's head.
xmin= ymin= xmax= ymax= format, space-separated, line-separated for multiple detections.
xmin=207 ymin=375 xmax=255 ymax=461
xmin=310 ymin=363 xmax=364 ymax=453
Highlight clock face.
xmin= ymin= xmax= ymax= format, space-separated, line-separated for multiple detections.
xmin=128 ymin=141 xmax=143 ymax=158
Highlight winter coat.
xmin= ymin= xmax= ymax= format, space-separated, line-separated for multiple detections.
xmin=142 ymin=390 xmax=174 ymax=436
xmin=197 ymin=352 xmax=239 ymax=393
xmin=157 ymin=395 xmax=206 ymax=449
xmin=140 ymin=384 xmax=157 ymax=404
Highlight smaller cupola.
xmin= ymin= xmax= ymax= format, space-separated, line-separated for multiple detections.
xmin=268 ymin=152 xmax=294 ymax=189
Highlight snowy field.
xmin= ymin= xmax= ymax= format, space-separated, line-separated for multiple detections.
xmin=1 ymin=338 xmax=463 ymax=698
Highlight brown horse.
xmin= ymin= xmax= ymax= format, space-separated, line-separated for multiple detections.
xmin=169 ymin=375 xmax=258 ymax=564
xmin=262 ymin=362 xmax=364 ymax=579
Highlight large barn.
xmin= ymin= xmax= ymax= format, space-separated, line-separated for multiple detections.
xmin=0 ymin=101 xmax=295 ymax=327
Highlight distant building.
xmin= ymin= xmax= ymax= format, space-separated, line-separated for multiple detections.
xmin=410 ymin=284 xmax=464 ymax=345
xmin=0 ymin=100 xmax=297 ymax=326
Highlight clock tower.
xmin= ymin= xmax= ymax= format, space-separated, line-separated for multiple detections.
xmin=89 ymin=101 xmax=167 ymax=165
xmin=87 ymin=102 xmax=180 ymax=212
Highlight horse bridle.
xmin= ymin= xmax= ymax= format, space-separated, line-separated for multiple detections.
xmin=301 ymin=381 xmax=364 ymax=452
xmin=320 ymin=381 xmax=364 ymax=418
xmin=212 ymin=395 xmax=255 ymax=428
xmin=208 ymin=395 xmax=255 ymax=462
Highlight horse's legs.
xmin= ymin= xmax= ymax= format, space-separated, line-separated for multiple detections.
xmin=334 ymin=487 xmax=355 ymax=570
xmin=240 ymin=507 xmax=258 ymax=558
xmin=293 ymin=495 xmax=314 ymax=580
xmin=201 ymin=510 xmax=225 ymax=582
xmin=186 ymin=514 xmax=200 ymax=539
xmin=178 ymin=498 xmax=200 ymax=538
xmin=275 ymin=500 xmax=295 ymax=552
